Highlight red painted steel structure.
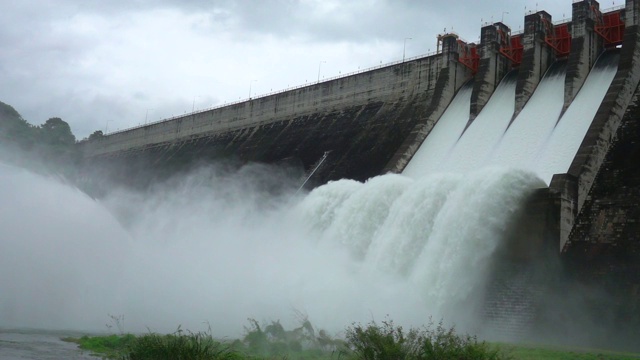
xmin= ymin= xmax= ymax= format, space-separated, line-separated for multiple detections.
xmin=457 ymin=40 xmax=480 ymax=74
xmin=594 ymin=10 xmax=625 ymax=47
xmin=498 ymin=30 xmax=524 ymax=66
xmin=544 ymin=22 xmax=572 ymax=57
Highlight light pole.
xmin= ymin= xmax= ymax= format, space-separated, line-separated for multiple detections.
xmin=403 ymin=37 xmax=412 ymax=62
xmin=249 ymin=80 xmax=257 ymax=98
xmin=105 ymin=119 xmax=114 ymax=133
xmin=145 ymin=108 xmax=154 ymax=124
xmin=501 ymin=11 xmax=509 ymax=22
xmin=192 ymin=96 xmax=201 ymax=112
xmin=317 ymin=61 xmax=326 ymax=83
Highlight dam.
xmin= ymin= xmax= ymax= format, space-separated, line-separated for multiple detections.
xmin=74 ymin=0 xmax=640 ymax=345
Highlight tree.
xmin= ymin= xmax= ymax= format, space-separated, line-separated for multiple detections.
xmin=0 ymin=101 xmax=36 ymax=149
xmin=88 ymin=130 xmax=104 ymax=141
xmin=40 ymin=117 xmax=76 ymax=146
xmin=0 ymin=102 xmax=81 ymax=175
xmin=36 ymin=117 xmax=80 ymax=169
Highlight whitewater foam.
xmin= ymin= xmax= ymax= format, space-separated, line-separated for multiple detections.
xmin=402 ymin=84 xmax=473 ymax=178
xmin=2 ymin=51 xmax=620 ymax=341
xmin=0 ymin=162 xmax=542 ymax=337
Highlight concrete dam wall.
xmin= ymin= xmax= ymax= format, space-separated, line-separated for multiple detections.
xmin=79 ymin=0 xmax=640 ymax=343
xmin=80 ymin=0 xmax=637 ymax=248
xmin=80 ymin=35 xmax=471 ymax=187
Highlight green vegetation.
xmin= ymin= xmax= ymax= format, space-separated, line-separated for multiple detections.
xmin=498 ymin=343 xmax=640 ymax=360
xmin=68 ymin=318 xmax=343 ymax=360
xmin=237 ymin=318 xmax=344 ymax=359
xmin=65 ymin=331 xmax=234 ymax=360
xmin=0 ymin=100 xmax=79 ymax=174
xmin=64 ymin=334 xmax=136 ymax=359
xmin=122 ymin=330 xmax=241 ymax=360
xmin=65 ymin=318 xmax=504 ymax=359
xmin=66 ymin=317 xmax=640 ymax=360
xmin=0 ymin=101 xmax=37 ymax=150
xmin=88 ymin=130 xmax=105 ymax=141
xmin=345 ymin=319 xmax=506 ymax=360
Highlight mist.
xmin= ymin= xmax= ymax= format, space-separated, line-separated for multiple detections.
xmin=0 ymin=153 xmax=555 ymax=340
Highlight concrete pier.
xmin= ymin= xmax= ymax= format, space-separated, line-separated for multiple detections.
xmin=80 ymin=0 xmax=640 ymax=259
xmin=563 ymin=0 xmax=604 ymax=115
xmin=470 ymin=22 xmax=512 ymax=120
xmin=81 ymin=33 xmax=472 ymax=183
xmin=552 ymin=0 xmax=640 ymax=251
xmin=514 ymin=11 xmax=556 ymax=119
xmin=384 ymin=34 xmax=472 ymax=173
xmin=77 ymin=1 xmax=640 ymax=340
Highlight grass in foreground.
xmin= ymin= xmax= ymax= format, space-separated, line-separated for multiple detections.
xmin=345 ymin=319 xmax=506 ymax=360
xmin=63 ymin=333 xmax=136 ymax=358
xmin=498 ymin=343 xmax=640 ymax=360
xmin=122 ymin=330 xmax=241 ymax=360
xmin=65 ymin=330 xmax=239 ymax=360
xmin=64 ymin=319 xmax=640 ymax=359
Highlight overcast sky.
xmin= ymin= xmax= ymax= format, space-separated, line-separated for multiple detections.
xmin=2 ymin=0 xmax=619 ymax=139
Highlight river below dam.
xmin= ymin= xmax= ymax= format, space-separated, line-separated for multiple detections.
xmin=0 ymin=330 xmax=99 ymax=359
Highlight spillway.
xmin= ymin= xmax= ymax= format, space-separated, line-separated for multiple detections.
xmin=489 ymin=62 xmax=567 ymax=172
xmin=534 ymin=51 xmax=620 ymax=183
xmin=0 ymin=161 xmax=543 ymax=337
xmin=4 ymin=0 xmax=638 ymax=349
xmin=403 ymin=52 xmax=618 ymax=183
xmin=1 ymin=49 xmax=623 ymax=346
xmin=437 ymin=72 xmax=518 ymax=174
xmin=402 ymin=83 xmax=473 ymax=177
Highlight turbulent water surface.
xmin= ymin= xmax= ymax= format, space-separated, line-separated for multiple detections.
xmin=0 ymin=162 xmax=542 ymax=339
xmin=0 ymin=51 xmax=622 ymax=358
xmin=0 ymin=330 xmax=99 ymax=359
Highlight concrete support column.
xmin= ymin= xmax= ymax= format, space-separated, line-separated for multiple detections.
xmin=558 ymin=0 xmax=640 ymax=250
xmin=470 ymin=22 xmax=512 ymax=119
xmin=514 ymin=11 xmax=555 ymax=119
xmin=570 ymin=0 xmax=640 ymax=211
xmin=384 ymin=35 xmax=472 ymax=173
xmin=439 ymin=33 xmax=461 ymax=68
xmin=627 ymin=0 xmax=640 ymax=27
xmin=563 ymin=0 xmax=603 ymax=115
xmin=549 ymin=174 xmax=578 ymax=251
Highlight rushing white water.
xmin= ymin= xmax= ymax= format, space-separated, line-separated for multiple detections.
xmin=489 ymin=62 xmax=567 ymax=171
xmin=406 ymin=52 xmax=617 ymax=184
xmin=402 ymin=83 xmax=472 ymax=177
xmin=422 ymin=72 xmax=517 ymax=176
xmin=534 ymin=51 xmax=619 ymax=183
xmin=0 ymin=161 xmax=543 ymax=337
xmin=1 ymin=50 xmax=619 ymax=342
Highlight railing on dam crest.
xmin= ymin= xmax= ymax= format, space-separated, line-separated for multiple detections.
xmin=101 ymin=50 xmax=440 ymax=138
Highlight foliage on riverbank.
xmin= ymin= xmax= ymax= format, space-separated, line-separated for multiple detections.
xmin=65 ymin=318 xmax=640 ymax=360
xmin=0 ymin=100 xmax=79 ymax=175
xmin=63 ymin=334 xmax=136 ymax=359
xmin=345 ymin=319 xmax=505 ymax=360
xmin=65 ymin=318 xmax=507 ymax=359
xmin=498 ymin=343 xmax=640 ymax=360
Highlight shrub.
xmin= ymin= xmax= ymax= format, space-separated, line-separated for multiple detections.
xmin=344 ymin=319 xmax=509 ymax=360
xmin=420 ymin=321 xmax=504 ymax=360
xmin=65 ymin=334 xmax=136 ymax=358
xmin=240 ymin=317 xmax=346 ymax=358
xmin=122 ymin=328 xmax=241 ymax=360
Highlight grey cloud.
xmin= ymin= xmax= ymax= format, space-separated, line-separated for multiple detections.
xmin=0 ymin=0 xmax=573 ymax=138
